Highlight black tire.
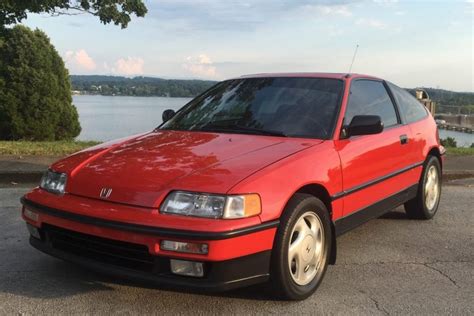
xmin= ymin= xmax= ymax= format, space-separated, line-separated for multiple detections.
xmin=404 ymin=156 xmax=442 ymax=220
xmin=270 ymin=193 xmax=332 ymax=300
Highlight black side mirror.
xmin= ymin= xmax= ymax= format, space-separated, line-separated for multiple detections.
xmin=346 ymin=115 xmax=384 ymax=137
xmin=162 ymin=109 xmax=176 ymax=123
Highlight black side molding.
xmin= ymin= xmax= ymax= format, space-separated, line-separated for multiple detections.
xmin=334 ymin=184 xmax=418 ymax=236
xmin=20 ymin=197 xmax=279 ymax=241
xmin=331 ymin=161 xmax=423 ymax=201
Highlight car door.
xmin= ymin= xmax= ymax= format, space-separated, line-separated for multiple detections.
xmin=386 ymin=81 xmax=431 ymax=168
xmin=334 ymin=79 xmax=420 ymax=234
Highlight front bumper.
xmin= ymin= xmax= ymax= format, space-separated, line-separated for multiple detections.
xmin=28 ymin=224 xmax=271 ymax=291
xmin=21 ymin=195 xmax=278 ymax=291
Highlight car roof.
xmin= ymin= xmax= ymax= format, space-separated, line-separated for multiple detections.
xmin=237 ymin=72 xmax=382 ymax=80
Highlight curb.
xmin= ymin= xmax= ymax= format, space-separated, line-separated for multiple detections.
xmin=443 ymin=171 xmax=474 ymax=181
xmin=0 ymin=172 xmax=43 ymax=184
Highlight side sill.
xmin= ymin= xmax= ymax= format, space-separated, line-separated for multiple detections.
xmin=334 ymin=184 xmax=418 ymax=236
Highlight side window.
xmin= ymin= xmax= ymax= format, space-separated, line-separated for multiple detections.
xmin=387 ymin=82 xmax=428 ymax=124
xmin=345 ymin=80 xmax=399 ymax=128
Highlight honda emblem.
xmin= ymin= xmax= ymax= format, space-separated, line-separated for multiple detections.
xmin=99 ymin=188 xmax=113 ymax=199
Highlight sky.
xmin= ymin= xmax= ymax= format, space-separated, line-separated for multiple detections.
xmin=23 ymin=0 xmax=473 ymax=92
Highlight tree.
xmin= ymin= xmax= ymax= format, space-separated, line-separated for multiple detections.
xmin=0 ymin=0 xmax=147 ymax=29
xmin=0 ymin=25 xmax=81 ymax=140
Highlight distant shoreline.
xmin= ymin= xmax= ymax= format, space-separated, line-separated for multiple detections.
xmin=72 ymin=93 xmax=193 ymax=98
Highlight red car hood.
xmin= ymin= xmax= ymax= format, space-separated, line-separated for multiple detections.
xmin=52 ymin=131 xmax=321 ymax=208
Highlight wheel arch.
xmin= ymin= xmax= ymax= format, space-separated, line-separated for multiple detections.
xmin=427 ymin=146 xmax=443 ymax=169
xmin=286 ymin=183 xmax=338 ymax=265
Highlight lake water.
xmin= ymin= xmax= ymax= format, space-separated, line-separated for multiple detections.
xmin=74 ymin=95 xmax=190 ymax=141
xmin=74 ymin=95 xmax=474 ymax=147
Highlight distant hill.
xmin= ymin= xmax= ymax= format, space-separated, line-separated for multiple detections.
xmin=70 ymin=75 xmax=216 ymax=98
xmin=70 ymin=76 xmax=474 ymax=109
xmin=406 ymin=88 xmax=474 ymax=107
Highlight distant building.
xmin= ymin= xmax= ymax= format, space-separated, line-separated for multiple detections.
xmin=415 ymin=88 xmax=436 ymax=115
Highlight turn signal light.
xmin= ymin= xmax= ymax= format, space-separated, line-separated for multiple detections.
xmin=23 ymin=208 xmax=39 ymax=222
xmin=160 ymin=240 xmax=209 ymax=255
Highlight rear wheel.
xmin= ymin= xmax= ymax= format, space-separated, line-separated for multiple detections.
xmin=404 ymin=156 xmax=442 ymax=219
xmin=270 ymin=194 xmax=331 ymax=300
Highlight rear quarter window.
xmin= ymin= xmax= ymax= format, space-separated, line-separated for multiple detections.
xmin=387 ymin=82 xmax=428 ymax=124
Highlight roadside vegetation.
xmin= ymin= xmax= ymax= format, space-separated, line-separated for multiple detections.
xmin=441 ymin=137 xmax=474 ymax=156
xmin=0 ymin=1 xmax=147 ymax=142
xmin=0 ymin=141 xmax=101 ymax=156
xmin=71 ymin=75 xmax=216 ymax=98
xmin=445 ymin=147 xmax=474 ymax=156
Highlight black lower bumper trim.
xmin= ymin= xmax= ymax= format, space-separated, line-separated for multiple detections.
xmin=29 ymin=230 xmax=271 ymax=291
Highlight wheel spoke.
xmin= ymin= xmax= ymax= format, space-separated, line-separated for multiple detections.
xmin=295 ymin=256 xmax=306 ymax=281
xmin=289 ymin=233 xmax=304 ymax=260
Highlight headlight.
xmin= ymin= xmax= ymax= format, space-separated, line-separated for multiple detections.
xmin=160 ymin=191 xmax=261 ymax=219
xmin=40 ymin=170 xmax=67 ymax=194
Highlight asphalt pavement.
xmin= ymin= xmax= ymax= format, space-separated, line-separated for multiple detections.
xmin=0 ymin=185 xmax=472 ymax=315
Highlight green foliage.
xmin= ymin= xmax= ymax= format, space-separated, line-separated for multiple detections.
xmin=71 ymin=75 xmax=217 ymax=98
xmin=440 ymin=137 xmax=457 ymax=148
xmin=0 ymin=140 xmax=100 ymax=155
xmin=406 ymin=88 xmax=474 ymax=114
xmin=0 ymin=25 xmax=81 ymax=140
xmin=445 ymin=146 xmax=474 ymax=156
xmin=0 ymin=0 xmax=147 ymax=28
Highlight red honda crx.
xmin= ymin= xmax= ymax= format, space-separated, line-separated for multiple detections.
xmin=21 ymin=73 xmax=444 ymax=300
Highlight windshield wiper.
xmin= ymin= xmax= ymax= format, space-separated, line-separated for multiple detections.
xmin=197 ymin=122 xmax=287 ymax=137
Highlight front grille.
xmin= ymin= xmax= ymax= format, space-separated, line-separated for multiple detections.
xmin=42 ymin=224 xmax=165 ymax=273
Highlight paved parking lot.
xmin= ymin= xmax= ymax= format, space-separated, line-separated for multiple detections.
xmin=1 ymin=185 xmax=473 ymax=315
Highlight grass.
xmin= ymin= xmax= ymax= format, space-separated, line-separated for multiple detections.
xmin=445 ymin=146 xmax=474 ymax=156
xmin=0 ymin=141 xmax=101 ymax=156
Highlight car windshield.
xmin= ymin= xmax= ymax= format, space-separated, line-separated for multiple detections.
xmin=160 ymin=77 xmax=344 ymax=139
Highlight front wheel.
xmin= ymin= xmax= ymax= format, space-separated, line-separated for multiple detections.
xmin=270 ymin=194 xmax=331 ymax=300
xmin=404 ymin=156 xmax=442 ymax=219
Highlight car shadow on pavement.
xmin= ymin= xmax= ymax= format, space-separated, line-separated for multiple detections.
xmin=0 ymin=254 xmax=282 ymax=301
xmin=379 ymin=209 xmax=411 ymax=220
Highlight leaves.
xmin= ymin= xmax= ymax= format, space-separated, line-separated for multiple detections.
xmin=0 ymin=0 xmax=147 ymax=28
xmin=0 ymin=25 xmax=81 ymax=140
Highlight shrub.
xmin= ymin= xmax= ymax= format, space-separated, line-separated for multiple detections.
xmin=440 ymin=137 xmax=457 ymax=148
xmin=0 ymin=25 xmax=81 ymax=140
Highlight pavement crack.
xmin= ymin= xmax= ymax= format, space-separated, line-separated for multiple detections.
xmin=359 ymin=291 xmax=390 ymax=315
xmin=423 ymin=263 xmax=460 ymax=288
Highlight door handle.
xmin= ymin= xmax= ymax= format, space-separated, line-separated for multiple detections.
xmin=400 ymin=134 xmax=408 ymax=145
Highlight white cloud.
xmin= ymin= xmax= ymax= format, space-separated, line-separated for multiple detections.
xmin=372 ymin=0 xmax=398 ymax=3
xmin=312 ymin=5 xmax=352 ymax=17
xmin=64 ymin=49 xmax=96 ymax=72
xmin=112 ymin=57 xmax=145 ymax=76
xmin=356 ymin=18 xmax=387 ymax=30
xmin=394 ymin=11 xmax=405 ymax=16
xmin=182 ymin=54 xmax=218 ymax=78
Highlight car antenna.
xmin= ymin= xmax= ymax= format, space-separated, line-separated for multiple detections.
xmin=348 ymin=44 xmax=359 ymax=74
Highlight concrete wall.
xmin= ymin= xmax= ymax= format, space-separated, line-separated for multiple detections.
xmin=435 ymin=114 xmax=474 ymax=127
